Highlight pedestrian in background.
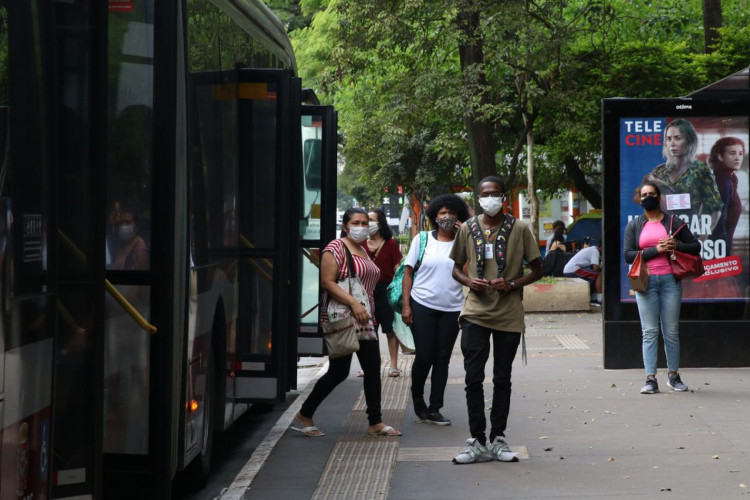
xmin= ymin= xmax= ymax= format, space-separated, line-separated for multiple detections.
xmin=402 ymin=194 xmax=469 ymax=426
xmin=450 ymin=176 xmax=542 ymax=464
xmin=365 ymin=208 xmax=403 ymax=377
xmin=623 ymin=182 xmax=700 ymax=394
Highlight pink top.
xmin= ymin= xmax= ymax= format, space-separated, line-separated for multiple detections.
xmin=639 ymin=221 xmax=671 ymax=275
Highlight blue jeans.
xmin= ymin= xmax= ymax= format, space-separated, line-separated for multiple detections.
xmin=635 ymin=273 xmax=682 ymax=376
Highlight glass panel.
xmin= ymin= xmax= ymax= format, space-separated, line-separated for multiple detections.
xmin=53 ymin=291 xmax=95 ymax=474
xmin=299 ymin=247 xmax=320 ymax=325
xmin=103 ymin=285 xmax=151 ymax=454
xmin=300 ymin=115 xmax=323 ymax=241
xmin=239 ymin=81 xmax=277 ymax=249
xmin=106 ymin=1 xmax=154 ymax=270
xmin=237 ymin=258 xmax=273 ymax=356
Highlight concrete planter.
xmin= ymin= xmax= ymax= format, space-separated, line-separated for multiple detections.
xmin=522 ymin=277 xmax=591 ymax=312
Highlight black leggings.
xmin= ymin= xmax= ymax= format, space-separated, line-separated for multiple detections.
xmin=409 ymin=300 xmax=460 ymax=412
xmin=300 ymin=338 xmax=382 ymax=425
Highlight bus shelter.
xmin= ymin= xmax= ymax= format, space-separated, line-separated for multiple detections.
xmin=602 ymin=68 xmax=750 ymax=368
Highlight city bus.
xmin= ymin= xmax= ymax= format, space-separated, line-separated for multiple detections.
xmin=0 ymin=0 xmax=336 ymax=498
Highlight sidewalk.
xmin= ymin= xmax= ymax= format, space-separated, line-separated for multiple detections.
xmin=246 ymin=311 xmax=750 ymax=499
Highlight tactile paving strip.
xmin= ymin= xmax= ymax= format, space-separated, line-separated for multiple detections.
xmin=311 ymin=357 xmax=414 ymax=500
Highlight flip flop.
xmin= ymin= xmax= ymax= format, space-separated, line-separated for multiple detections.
xmin=356 ymin=371 xmax=365 ymax=377
xmin=369 ymin=425 xmax=402 ymax=437
xmin=388 ymin=367 xmax=400 ymax=377
xmin=290 ymin=424 xmax=325 ymax=437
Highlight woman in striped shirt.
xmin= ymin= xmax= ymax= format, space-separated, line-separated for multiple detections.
xmin=294 ymin=208 xmax=402 ymax=437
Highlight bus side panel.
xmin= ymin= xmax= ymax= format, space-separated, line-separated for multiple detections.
xmin=1 ymin=333 xmax=53 ymax=499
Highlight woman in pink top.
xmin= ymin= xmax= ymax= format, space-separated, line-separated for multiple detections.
xmin=623 ymin=182 xmax=700 ymax=395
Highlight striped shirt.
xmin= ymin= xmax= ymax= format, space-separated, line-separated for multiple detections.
xmin=320 ymin=238 xmax=381 ymax=324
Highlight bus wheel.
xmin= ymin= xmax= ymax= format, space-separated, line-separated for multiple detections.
xmin=182 ymin=344 xmax=216 ymax=490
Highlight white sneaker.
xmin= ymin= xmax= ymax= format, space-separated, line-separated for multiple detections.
xmin=489 ymin=436 xmax=519 ymax=462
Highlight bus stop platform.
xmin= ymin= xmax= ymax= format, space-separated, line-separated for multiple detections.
xmin=224 ymin=311 xmax=750 ymax=499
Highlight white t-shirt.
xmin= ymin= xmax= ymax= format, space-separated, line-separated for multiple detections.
xmin=404 ymin=232 xmax=464 ymax=312
xmin=563 ymin=245 xmax=600 ymax=274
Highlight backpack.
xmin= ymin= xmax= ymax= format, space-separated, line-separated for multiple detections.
xmin=387 ymin=231 xmax=428 ymax=313
xmin=542 ymin=250 xmax=574 ymax=277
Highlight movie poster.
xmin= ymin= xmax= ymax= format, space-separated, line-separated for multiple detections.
xmin=619 ymin=115 xmax=750 ymax=302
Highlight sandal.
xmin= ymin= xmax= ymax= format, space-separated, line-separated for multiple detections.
xmin=369 ymin=424 xmax=402 ymax=436
xmin=290 ymin=422 xmax=325 ymax=437
xmin=357 ymin=370 xmax=365 ymax=377
xmin=388 ymin=367 xmax=400 ymax=377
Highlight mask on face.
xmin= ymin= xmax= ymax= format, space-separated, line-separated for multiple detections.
xmin=347 ymin=225 xmax=369 ymax=243
xmin=437 ymin=216 xmax=458 ymax=233
xmin=478 ymin=196 xmax=504 ymax=217
xmin=368 ymin=221 xmax=379 ymax=236
xmin=119 ymin=224 xmax=135 ymax=242
xmin=640 ymin=196 xmax=659 ymax=211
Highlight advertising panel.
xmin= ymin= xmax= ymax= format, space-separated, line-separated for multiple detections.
xmin=619 ymin=115 xmax=749 ymax=303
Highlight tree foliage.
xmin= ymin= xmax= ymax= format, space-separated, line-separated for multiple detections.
xmin=278 ymin=0 xmax=750 ymax=211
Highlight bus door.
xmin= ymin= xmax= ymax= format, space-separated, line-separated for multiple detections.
xmin=2 ymin=1 xmax=107 ymax=499
xmin=297 ymin=105 xmax=338 ymax=356
xmin=233 ymin=69 xmax=298 ymax=402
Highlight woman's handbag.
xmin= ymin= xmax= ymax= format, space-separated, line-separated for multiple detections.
xmin=627 ymin=251 xmax=650 ymax=292
xmin=321 ymin=243 xmax=377 ymax=358
xmin=668 ymin=216 xmax=705 ymax=280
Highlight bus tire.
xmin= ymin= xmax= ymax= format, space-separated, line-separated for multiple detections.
xmin=183 ymin=342 xmax=216 ymax=490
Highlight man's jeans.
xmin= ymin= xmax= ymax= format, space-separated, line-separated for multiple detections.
xmin=461 ymin=320 xmax=520 ymax=444
xmin=635 ymin=273 xmax=682 ymax=375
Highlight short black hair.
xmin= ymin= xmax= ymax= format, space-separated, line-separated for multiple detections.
xmin=369 ymin=208 xmax=393 ymax=240
xmin=478 ymin=176 xmax=506 ymax=193
xmin=425 ymin=194 xmax=470 ymax=228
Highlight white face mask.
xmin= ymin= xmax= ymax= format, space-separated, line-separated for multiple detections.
xmin=368 ymin=221 xmax=379 ymax=236
xmin=119 ymin=224 xmax=136 ymax=242
xmin=478 ymin=196 xmax=504 ymax=217
xmin=347 ymin=225 xmax=369 ymax=243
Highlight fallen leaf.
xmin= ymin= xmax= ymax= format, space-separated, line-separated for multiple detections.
xmin=608 ymin=458 xmax=615 ymax=462
xmin=559 ymin=456 xmax=565 ymax=460
xmin=611 ymin=383 xmax=617 ymax=388
xmin=740 ymin=483 xmax=747 ymax=488
xmin=677 ymin=446 xmax=685 ymax=450
xmin=661 ymin=488 xmax=672 ymax=492
xmin=712 ymin=455 xmax=720 ymax=460
xmin=539 ymin=436 xmax=549 ymax=440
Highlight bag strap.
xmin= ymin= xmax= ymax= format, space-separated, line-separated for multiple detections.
xmin=467 ymin=214 xmax=516 ymax=279
xmin=669 ymin=214 xmax=686 ymax=237
xmin=373 ymin=240 xmax=385 ymax=260
xmin=413 ymin=231 xmax=429 ymax=275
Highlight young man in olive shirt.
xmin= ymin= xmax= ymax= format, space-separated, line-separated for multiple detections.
xmin=449 ymin=176 xmax=543 ymax=464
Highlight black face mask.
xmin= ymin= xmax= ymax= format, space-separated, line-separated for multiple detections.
xmin=640 ymin=196 xmax=659 ymax=211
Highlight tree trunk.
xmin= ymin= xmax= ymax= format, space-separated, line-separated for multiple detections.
xmin=702 ymin=0 xmax=723 ymax=53
xmin=563 ymin=156 xmax=601 ymax=209
xmin=456 ymin=4 xmax=497 ymax=193
xmin=526 ymin=124 xmax=539 ymax=242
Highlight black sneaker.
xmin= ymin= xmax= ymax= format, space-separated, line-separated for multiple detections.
xmin=425 ymin=411 xmax=451 ymax=426
xmin=640 ymin=377 xmax=659 ymax=394
xmin=413 ymin=396 xmax=429 ymax=420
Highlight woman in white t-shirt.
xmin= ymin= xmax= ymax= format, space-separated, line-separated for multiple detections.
xmin=402 ymin=194 xmax=469 ymax=426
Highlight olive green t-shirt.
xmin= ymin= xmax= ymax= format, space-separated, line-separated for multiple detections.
xmin=449 ymin=216 xmax=541 ymax=333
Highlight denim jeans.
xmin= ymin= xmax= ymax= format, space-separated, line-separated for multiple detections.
xmin=635 ymin=273 xmax=682 ymax=376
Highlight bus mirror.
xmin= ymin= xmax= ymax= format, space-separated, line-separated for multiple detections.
xmin=303 ymin=138 xmax=322 ymax=190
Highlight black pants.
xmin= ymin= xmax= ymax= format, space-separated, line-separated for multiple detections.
xmin=410 ymin=300 xmax=460 ymax=412
xmin=300 ymin=338 xmax=382 ymax=425
xmin=461 ymin=320 xmax=521 ymax=445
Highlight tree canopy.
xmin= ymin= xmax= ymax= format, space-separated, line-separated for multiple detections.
xmin=282 ymin=0 xmax=750 ymax=214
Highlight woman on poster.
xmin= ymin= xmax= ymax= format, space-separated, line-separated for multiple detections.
xmin=635 ymin=118 xmax=722 ymax=237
